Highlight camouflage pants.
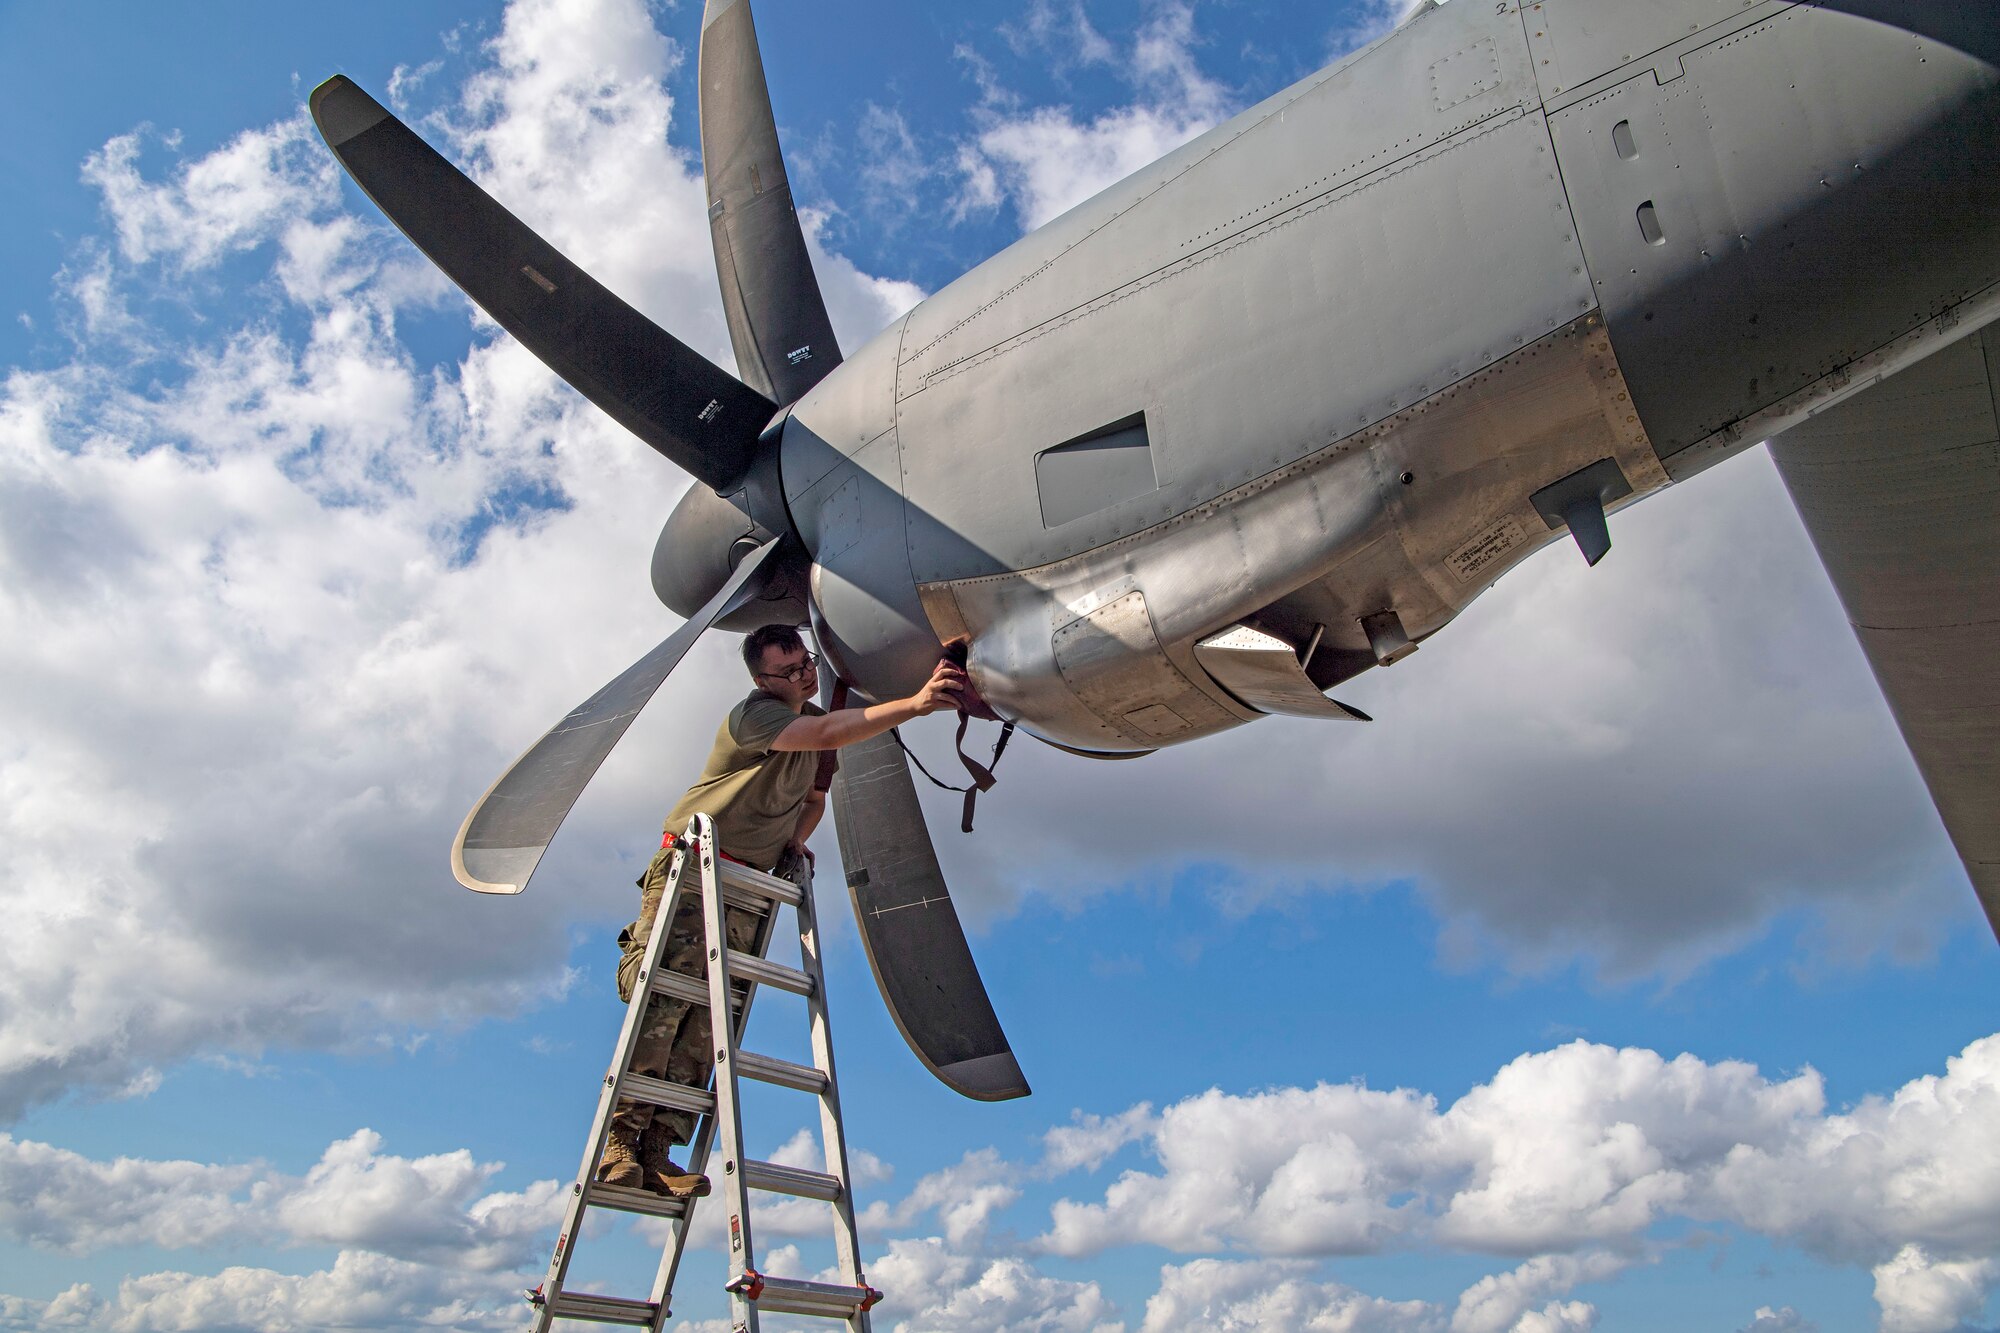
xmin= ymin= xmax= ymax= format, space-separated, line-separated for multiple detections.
xmin=611 ymin=845 xmax=768 ymax=1146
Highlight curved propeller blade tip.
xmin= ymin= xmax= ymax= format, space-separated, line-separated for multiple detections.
xmin=309 ymin=75 xmax=391 ymax=150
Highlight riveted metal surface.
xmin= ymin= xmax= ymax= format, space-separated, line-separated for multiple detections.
xmin=1521 ymin=0 xmax=1776 ymax=103
xmin=1052 ymin=591 xmax=1237 ymax=746
xmin=899 ymin=104 xmax=1591 ymax=583
xmin=930 ymin=312 xmax=1665 ymax=751
xmin=1548 ymin=4 xmax=2000 ymax=468
xmin=894 ymin=0 xmax=1585 ymax=584
xmin=782 ymin=318 xmax=904 ymax=502
xmin=898 ymin=0 xmax=1535 ymax=391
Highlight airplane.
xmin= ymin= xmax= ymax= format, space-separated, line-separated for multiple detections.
xmin=309 ymin=0 xmax=2000 ymax=1103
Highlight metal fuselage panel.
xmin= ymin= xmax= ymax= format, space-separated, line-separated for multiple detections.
xmin=781 ymin=0 xmax=2000 ymax=751
xmin=894 ymin=2 xmax=1579 ymax=582
xmin=1541 ymin=0 xmax=2000 ymax=478
xmin=926 ymin=314 xmax=1662 ymax=751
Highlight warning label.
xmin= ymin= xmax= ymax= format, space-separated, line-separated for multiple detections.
xmin=1447 ymin=515 xmax=1528 ymax=582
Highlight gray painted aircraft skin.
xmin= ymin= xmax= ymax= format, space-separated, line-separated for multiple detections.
xmin=311 ymin=0 xmax=2000 ymax=1100
xmin=785 ymin=0 xmax=1998 ymax=910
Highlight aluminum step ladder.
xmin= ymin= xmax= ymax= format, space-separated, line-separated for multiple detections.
xmin=528 ymin=813 xmax=881 ymax=1331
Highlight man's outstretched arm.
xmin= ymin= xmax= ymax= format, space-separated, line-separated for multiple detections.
xmin=769 ymin=660 xmax=965 ymax=752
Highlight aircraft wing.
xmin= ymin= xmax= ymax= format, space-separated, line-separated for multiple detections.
xmin=1768 ymin=328 xmax=2000 ymax=939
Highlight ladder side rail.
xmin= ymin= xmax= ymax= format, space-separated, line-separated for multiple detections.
xmin=646 ymin=831 xmax=785 ymax=1327
xmin=698 ymin=814 xmax=763 ymax=1331
xmin=791 ymin=860 xmax=875 ymax=1330
xmin=532 ymin=840 xmax=697 ymax=1333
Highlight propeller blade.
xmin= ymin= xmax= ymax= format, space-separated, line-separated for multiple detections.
xmin=829 ymin=721 xmax=1030 ymax=1101
xmin=310 ymin=75 xmax=775 ymax=492
xmin=452 ymin=539 xmax=783 ymax=895
xmin=699 ymin=0 xmax=843 ymax=405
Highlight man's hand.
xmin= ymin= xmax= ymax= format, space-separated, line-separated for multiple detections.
xmin=770 ymin=650 xmax=975 ymax=751
xmin=911 ymin=660 xmax=967 ymax=716
xmin=784 ymin=837 xmax=816 ymax=865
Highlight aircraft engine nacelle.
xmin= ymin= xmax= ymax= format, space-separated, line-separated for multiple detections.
xmin=778 ymin=0 xmax=2000 ymax=752
xmin=772 ymin=0 xmax=1669 ymax=747
xmin=780 ymin=0 xmax=1671 ymax=750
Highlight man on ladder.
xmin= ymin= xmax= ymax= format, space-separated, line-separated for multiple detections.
xmin=605 ymin=623 xmax=965 ymax=1197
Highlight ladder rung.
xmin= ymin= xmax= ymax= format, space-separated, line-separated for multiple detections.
xmin=648 ymin=968 xmax=746 ymax=1010
xmin=545 ymin=1291 xmax=660 ymax=1325
xmin=736 ymin=1049 xmax=829 ymax=1095
xmin=727 ymin=950 xmax=814 ymax=996
xmin=586 ymin=1180 xmax=691 ymax=1219
xmin=619 ymin=1071 xmax=716 ymax=1116
xmin=748 ymin=1275 xmax=880 ymax=1318
xmin=740 ymin=1158 xmax=843 ymax=1202
xmin=717 ymin=858 xmax=804 ymax=906
xmin=722 ymin=880 xmax=785 ymax=913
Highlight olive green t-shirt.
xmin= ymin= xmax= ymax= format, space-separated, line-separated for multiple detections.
xmin=663 ymin=691 xmax=830 ymax=871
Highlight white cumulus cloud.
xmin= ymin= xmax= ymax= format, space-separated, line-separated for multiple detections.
xmin=1508 ymin=1301 xmax=1598 ymax=1333
xmin=861 ymin=1148 xmax=1024 ymax=1248
xmin=1041 ymin=1103 xmax=1158 ymax=1175
xmin=82 ymin=120 xmax=332 ymax=272
xmin=10 ymin=1031 xmax=1996 ymax=1329
xmin=1872 ymin=1245 xmax=2000 ymax=1333
xmin=1451 ymin=1254 xmax=1630 ymax=1333
xmin=0 ymin=1128 xmax=558 ymax=1274
xmin=956 ymin=2 xmax=1233 ymax=231
xmin=1038 ymin=1033 xmax=2000 ymax=1329
xmin=868 ymin=1235 xmax=1122 ymax=1333
xmin=36 ymin=1251 xmax=519 ymax=1333
xmin=1138 ymin=1257 xmax=1441 ymax=1332
xmin=0 ymin=0 xmax=921 ymax=1121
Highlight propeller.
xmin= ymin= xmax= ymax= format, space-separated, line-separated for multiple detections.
xmin=700 ymin=0 xmax=844 ymax=404
xmin=451 ymin=538 xmax=781 ymax=895
xmin=310 ymin=76 xmax=773 ymax=491
xmin=697 ymin=0 xmax=1026 ymax=1097
xmin=829 ymin=724 xmax=1032 ymax=1100
xmin=310 ymin=0 xmax=1026 ymax=1099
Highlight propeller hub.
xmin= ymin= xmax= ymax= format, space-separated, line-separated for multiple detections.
xmin=652 ymin=469 xmax=809 ymax=633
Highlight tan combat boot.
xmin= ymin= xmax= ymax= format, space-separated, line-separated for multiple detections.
xmin=640 ymin=1124 xmax=712 ymax=1197
xmin=596 ymin=1121 xmax=644 ymax=1188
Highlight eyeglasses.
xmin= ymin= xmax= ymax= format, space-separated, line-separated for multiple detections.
xmin=757 ymin=651 xmax=819 ymax=685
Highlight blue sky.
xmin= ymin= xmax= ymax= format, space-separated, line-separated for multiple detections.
xmin=3 ymin=1 xmax=1998 ymax=1330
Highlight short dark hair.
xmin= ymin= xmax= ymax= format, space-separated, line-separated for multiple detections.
xmin=742 ymin=623 xmax=806 ymax=675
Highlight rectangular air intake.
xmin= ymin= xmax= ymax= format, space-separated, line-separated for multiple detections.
xmin=1035 ymin=413 xmax=1158 ymax=528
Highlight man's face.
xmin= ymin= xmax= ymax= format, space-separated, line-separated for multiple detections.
xmin=754 ymin=643 xmax=818 ymax=705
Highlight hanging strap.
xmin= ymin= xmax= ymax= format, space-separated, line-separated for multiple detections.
xmin=891 ymin=711 xmax=1017 ymax=832
xmin=893 ymin=715 xmax=1017 ymax=833
xmin=831 ymin=674 xmax=1015 ymax=831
